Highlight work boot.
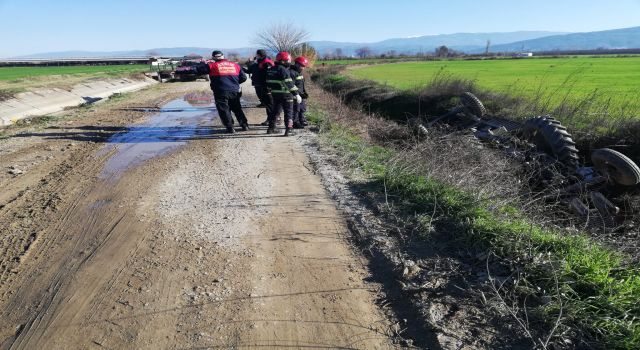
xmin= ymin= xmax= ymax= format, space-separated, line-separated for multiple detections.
xmin=241 ymin=123 xmax=250 ymax=131
xmin=226 ymin=127 xmax=236 ymax=134
xmin=266 ymin=126 xmax=278 ymax=134
xmin=260 ymin=119 xmax=269 ymax=126
xmin=293 ymin=122 xmax=303 ymax=129
xmin=284 ymin=128 xmax=294 ymax=137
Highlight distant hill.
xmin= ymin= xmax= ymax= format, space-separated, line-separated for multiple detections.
xmin=13 ymin=47 xmax=255 ymax=59
xmin=488 ymin=26 xmax=640 ymax=53
xmin=10 ymin=26 xmax=640 ymax=59
xmin=309 ymin=31 xmax=566 ymax=56
xmin=12 ymin=31 xmax=562 ymax=59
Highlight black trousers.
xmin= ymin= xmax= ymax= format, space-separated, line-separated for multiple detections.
xmin=213 ymin=90 xmax=247 ymax=128
xmin=293 ymin=99 xmax=307 ymax=124
xmin=254 ymin=85 xmax=274 ymax=120
xmin=270 ymin=95 xmax=294 ymax=128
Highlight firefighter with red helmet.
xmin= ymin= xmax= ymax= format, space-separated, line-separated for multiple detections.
xmin=290 ymin=56 xmax=309 ymax=129
xmin=265 ymin=51 xmax=301 ymax=136
xmin=200 ymin=50 xmax=249 ymax=133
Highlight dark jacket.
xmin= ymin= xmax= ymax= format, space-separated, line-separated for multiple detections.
xmin=266 ymin=63 xmax=298 ymax=97
xmin=247 ymin=57 xmax=273 ymax=86
xmin=199 ymin=60 xmax=247 ymax=93
xmin=289 ymin=66 xmax=307 ymax=97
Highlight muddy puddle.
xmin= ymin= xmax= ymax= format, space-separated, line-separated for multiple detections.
xmin=98 ymin=97 xmax=217 ymax=179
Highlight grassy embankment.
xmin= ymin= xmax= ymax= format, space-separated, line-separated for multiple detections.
xmin=347 ymin=57 xmax=640 ymax=122
xmin=0 ymin=64 xmax=149 ymax=100
xmin=307 ymin=76 xmax=640 ymax=348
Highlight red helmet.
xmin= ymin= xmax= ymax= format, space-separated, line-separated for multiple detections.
xmin=294 ymin=56 xmax=309 ymax=67
xmin=276 ymin=51 xmax=292 ymax=62
xmin=259 ymin=58 xmax=274 ymax=69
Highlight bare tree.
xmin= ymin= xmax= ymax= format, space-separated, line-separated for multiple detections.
xmin=355 ymin=47 xmax=372 ymax=58
xmin=435 ymin=45 xmax=450 ymax=58
xmin=335 ymin=48 xmax=344 ymax=59
xmin=485 ymin=40 xmax=491 ymax=56
xmin=291 ymin=42 xmax=318 ymax=64
xmin=253 ymin=21 xmax=310 ymax=53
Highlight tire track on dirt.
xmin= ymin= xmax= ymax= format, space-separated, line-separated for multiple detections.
xmin=144 ymin=103 xmax=398 ymax=348
xmin=7 ymin=191 xmax=140 ymax=348
xmin=0 ymin=83 xmax=209 ymax=348
xmin=0 ymin=149 xmax=101 ymax=299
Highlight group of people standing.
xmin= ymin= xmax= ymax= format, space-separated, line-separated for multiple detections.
xmin=199 ymin=49 xmax=309 ymax=136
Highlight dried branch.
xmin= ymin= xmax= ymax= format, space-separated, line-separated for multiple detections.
xmin=252 ymin=21 xmax=310 ymax=54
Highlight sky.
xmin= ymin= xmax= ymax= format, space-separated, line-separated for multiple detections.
xmin=0 ymin=0 xmax=639 ymax=57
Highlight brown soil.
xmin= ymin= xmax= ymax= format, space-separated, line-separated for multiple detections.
xmin=0 ymin=82 xmax=399 ymax=349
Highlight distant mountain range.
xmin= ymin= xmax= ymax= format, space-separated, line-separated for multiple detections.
xmin=10 ymin=26 xmax=640 ymax=59
xmin=485 ymin=26 xmax=640 ymax=52
xmin=12 ymin=47 xmax=254 ymax=59
xmin=308 ymin=31 xmax=567 ymax=56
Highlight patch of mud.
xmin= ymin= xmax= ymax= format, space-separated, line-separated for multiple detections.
xmin=0 ymin=90 xmax=16 ymax=102
xmin=98 ymin=98 xmax=217 ymax=179
xmin=0 ymin=83 xmax=207 ymax=291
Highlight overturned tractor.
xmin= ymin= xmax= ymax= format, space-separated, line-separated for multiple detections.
xmin=407 ymin=92 xmax=640 ymax=228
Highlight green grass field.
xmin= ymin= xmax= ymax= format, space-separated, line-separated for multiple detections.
xmin=316 ymin=58 xmax=404 ymax=65
xmin=0 ymin=64 xmax=149 ymax=81
xmin=348 ymin=57 xmax=640 ymax=117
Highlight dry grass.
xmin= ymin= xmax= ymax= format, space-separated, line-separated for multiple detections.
xmin=307 ymin=80 xmax=640 ymax=348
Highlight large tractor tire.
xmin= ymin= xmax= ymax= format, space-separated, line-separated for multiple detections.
xmin=522 ymin=116 xmax=579 ymax=168
xmin=459 ymin=92 xmax=486 ymax=118
xmin=591 ymin=148 xmax=640 ymax=186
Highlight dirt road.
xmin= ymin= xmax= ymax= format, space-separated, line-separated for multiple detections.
xmin=0 ymin=83 xmax=397 ymax=349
